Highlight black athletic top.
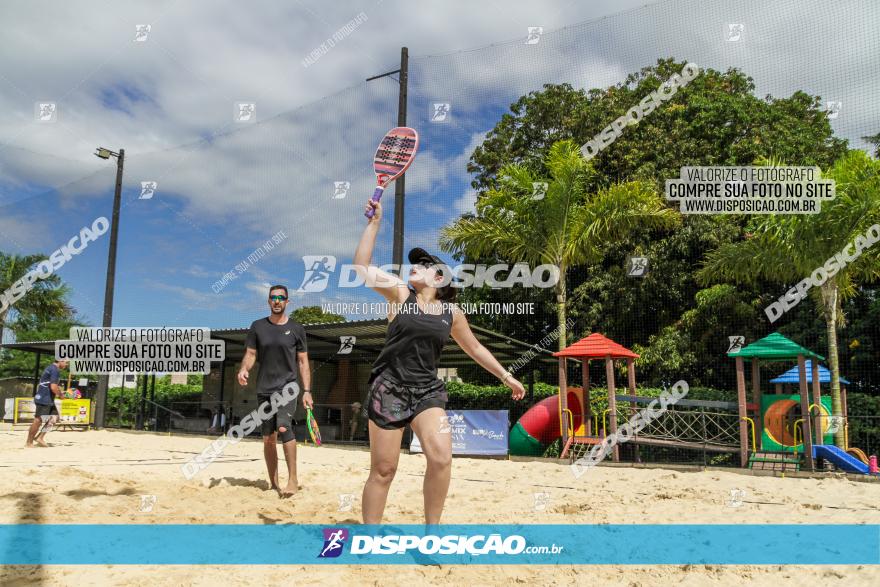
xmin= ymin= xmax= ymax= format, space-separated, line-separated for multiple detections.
xmin=34 ymin=364 xmax=60 ymax=406
xmin=245 ymin=317 xmax=308 ymax=396
xmin=371 ymin=290 xmax=454 ymax=386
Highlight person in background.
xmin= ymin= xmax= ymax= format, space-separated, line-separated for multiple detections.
xmin=26 ymin=358 xmax=69 ymax=447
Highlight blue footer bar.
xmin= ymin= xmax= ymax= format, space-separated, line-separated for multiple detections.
xmin=1 ymin=524 xmax=877 ymax=565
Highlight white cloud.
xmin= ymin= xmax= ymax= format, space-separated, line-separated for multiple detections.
xmin=144 ymin=280 xmax=208 ymax=310
xmin=0 ymin=0 xmax=648 ymax=203
xmin=184 ymin=264 xmax=213 ymax=278
xmin=2 ymin=0 xmax=878 ymax=328
xmin=454 ymin=188 xmax=478 ymax=216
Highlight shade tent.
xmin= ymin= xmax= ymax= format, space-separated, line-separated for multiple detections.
xmin=0 ymin=319 xmax=559 ymax=426
xmin=0 ymin=319 xmax=557 ymax=369
xmin=770 ymin=361 xmax=850 ymax=385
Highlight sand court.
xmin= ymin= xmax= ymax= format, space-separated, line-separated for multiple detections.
xmin=1 ymin=428 xmax=878 ymax=585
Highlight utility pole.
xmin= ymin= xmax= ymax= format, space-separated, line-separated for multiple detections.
xmin=366 ymin=47 xmax=409 ymax=271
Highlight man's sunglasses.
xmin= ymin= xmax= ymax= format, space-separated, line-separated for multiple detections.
xmin=269 ymin=295 xmax=287 ymax=302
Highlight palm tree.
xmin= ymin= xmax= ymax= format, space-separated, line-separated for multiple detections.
xmin=440 ymin=140 xmax=680 ymax=350
xmin=0 ymin=252 xmax=71 ymax=345
xmin=698 ymin=151 xmax=880 ymax=447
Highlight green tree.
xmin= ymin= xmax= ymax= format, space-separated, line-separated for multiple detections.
xmin=441 ymin=140 xmax=679 ymax=350
xmin=0 ymin=252 xmax=71 ymax=344
xmin=863 ymin=132 xmax=880 ymax=158
xmin=0 ymin=318 xmax=83 ymax=377
xmin=698 ymin=151 xmax=880 ymax=447
xmin=631 ymin=284 xmax=763 ymax=386
xmin=455 ymin=58 xmax=852 ymax=383
xmin=291 ymin=305 xmax=345 ymax=324
xmin=469 ymin=58 xmax=846 ymax=194
xmin=839 ymin=287 xmax=880 ymax=388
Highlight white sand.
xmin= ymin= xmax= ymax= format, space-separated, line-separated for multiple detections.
xmin=1 ymin=428 xmax=878 ymax=586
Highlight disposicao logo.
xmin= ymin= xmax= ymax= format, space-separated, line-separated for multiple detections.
xmin=350 ymin=533 xmax=527 ymax=555
xmin=319 ymin=528 xmax=349 ymax=558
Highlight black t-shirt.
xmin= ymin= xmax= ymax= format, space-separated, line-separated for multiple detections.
xmin=245 ymin=317 xmax=308 ymax=396
xmin=34 ymin=364 xmax=60 ymax=406
xmin=371 ymin=290 xmax=453 ymax=386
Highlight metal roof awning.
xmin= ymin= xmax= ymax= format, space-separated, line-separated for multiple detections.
xmin=0 ymin=318 xmax=558 ymax=369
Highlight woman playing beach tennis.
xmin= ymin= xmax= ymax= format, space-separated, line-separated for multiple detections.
xmin=354 ymin=198 xmax=526 ymax=524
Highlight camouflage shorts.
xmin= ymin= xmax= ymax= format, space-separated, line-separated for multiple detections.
xmin=364 ymin=372 xmax=448 ymax=430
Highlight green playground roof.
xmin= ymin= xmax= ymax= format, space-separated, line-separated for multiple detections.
xmin=727 ymin=332 xmax=824 ymax=361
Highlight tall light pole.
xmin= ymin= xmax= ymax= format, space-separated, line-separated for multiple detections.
xmin=367 ymin=47 xmax=409 ymax=271
xmin=93 ymin=146 xmax=124 ymax=429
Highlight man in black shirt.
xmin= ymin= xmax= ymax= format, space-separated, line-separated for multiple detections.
xmin=238 ymin=285 xmax=312 ymax=496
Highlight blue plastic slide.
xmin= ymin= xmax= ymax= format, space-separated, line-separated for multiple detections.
xmin=812 ymin=444 xmax=869 ymax=474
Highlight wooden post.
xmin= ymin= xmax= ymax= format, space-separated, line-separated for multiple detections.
xmin=811 ymin=360 xmax=823 ymax=445
xmin=797 ymin=355 xmax=815 ymax=471
xmin=627 ymin=358 xmax=639 ymax=462
xmin=559 ymin=357 xmax=569 ymax=445
xmin=751 ymin=359 xmax=762 ymax=451
xmin=841 ymin=385 xmax=849 ymax=449
xmin=774 ymin=383 xmax=782 ymax=395
xmin=218 ymin=358 xmax=226 ymax=404
xmin=582 ymin=359 xmax=591 ymax=435
xmin=32 ymin=350 xmax=42 ymax=395
xmin=626 ymin=359 xmax=636 ymax=395
xmin=735 ymin=357 xmax=748 ymax=467
xmin=605 ymin=356 xmax=619 ymax=462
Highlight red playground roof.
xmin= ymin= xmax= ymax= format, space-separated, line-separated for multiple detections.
xmin=553 ymin=333 xmax=640 ymax=359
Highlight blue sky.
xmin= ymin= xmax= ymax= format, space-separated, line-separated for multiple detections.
xmin=1 ymin=0 xmax=878 ymax=337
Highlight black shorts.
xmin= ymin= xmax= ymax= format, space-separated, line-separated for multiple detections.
xmin=35 ymin=403 xmax=59 ymax=418
xmin=365 ymin=372 xmax=448 ymax=430
xmin=257 ymin=395 xmax=305 ymax=443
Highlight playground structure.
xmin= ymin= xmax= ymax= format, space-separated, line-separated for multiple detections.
xmin=509 ymin=393 xmax=578 ymax=456
xmin=728 ymin=333 xmax=871 ymax=473
xmin=509 ymin=331 xmax=875 ymax=474
xmin=554 ymin=333 xmax=638 ymax=461
xmin=510 ymin=333 xmax=745 ymax=461
xmin=509 ymin=333 xmax=635 ymax=458
xmin=762 ymin=361 xmax=848 ymax=453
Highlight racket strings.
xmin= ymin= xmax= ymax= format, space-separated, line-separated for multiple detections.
xmin=377 ymin=145 xmax=416 ymax=165
xmin=373 ymin=127 xmax=418 ymax=181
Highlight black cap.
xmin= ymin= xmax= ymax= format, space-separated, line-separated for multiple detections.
xmin=408 ymin=247 xmax=449 ymax=275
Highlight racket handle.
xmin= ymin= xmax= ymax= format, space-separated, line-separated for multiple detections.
xmin=364 ymin=186 xmax=385 ymax=218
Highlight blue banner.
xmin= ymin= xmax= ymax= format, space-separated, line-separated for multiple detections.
xmin=410 ymin=410 xmax=508 ymax=456
xmin=1 ymin=525 xmax=877 ymax=565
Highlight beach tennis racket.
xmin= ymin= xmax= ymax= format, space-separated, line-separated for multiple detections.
xmin=364 ymin=126 xmax=419 ymax=218
xmin=306 ymin=408 xmax=322 ymax=446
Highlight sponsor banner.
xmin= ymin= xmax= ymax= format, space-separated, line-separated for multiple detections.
xmin=13 ymin=398 xmax=91 ymax=424
xmin=13 ymin=398 xmax=37 ymax=423
xmin=0 ymin=525 xmax=876 ymax=565
xmin=410 ymin=410 xmax=508 ymax=456
xmin=59 ymin=399 xmax=91 ymax=425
